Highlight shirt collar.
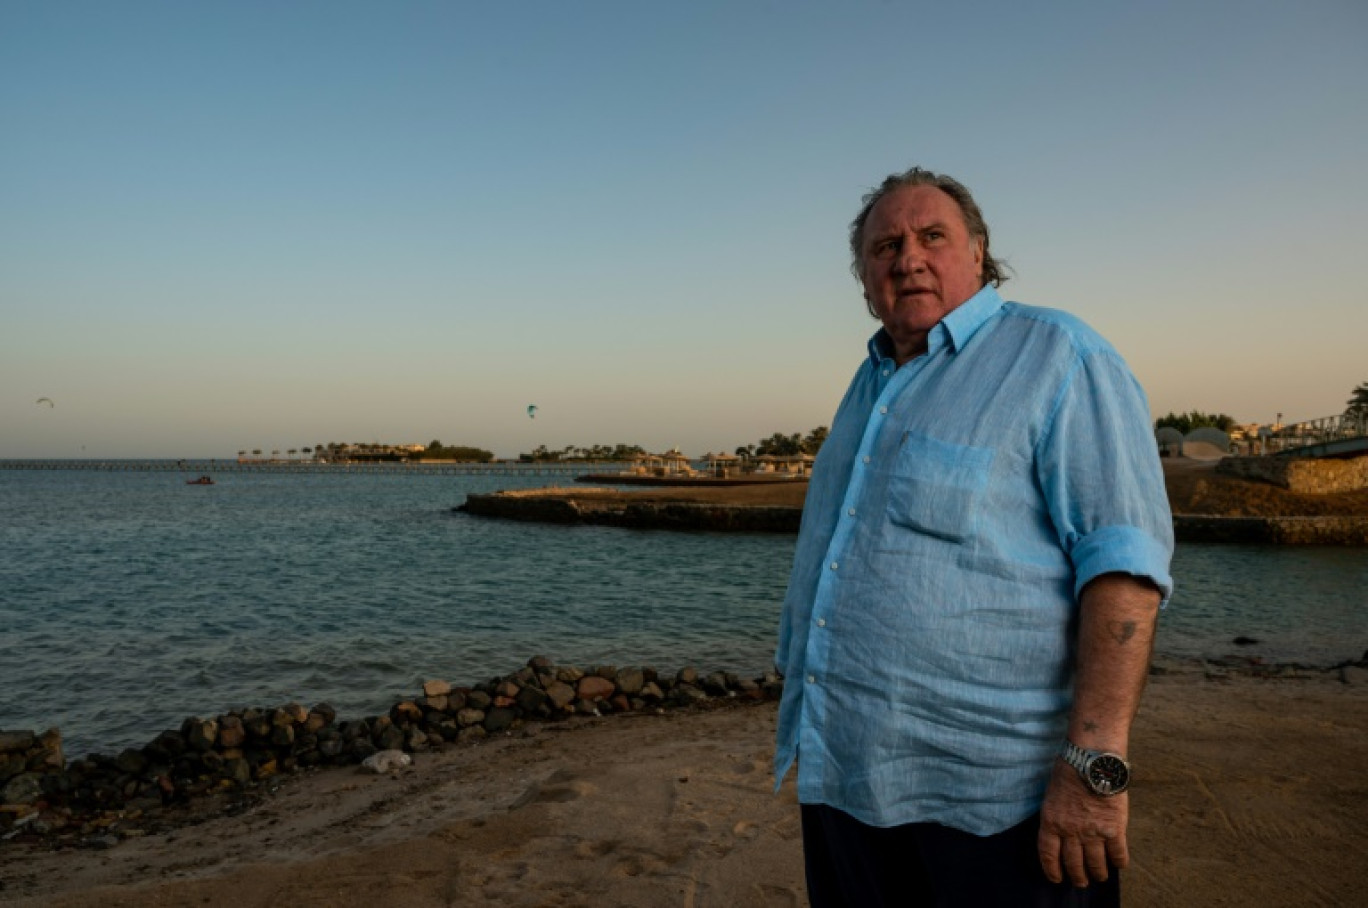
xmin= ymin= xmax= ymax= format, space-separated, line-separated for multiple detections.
xmin=866 ymin=284 xmax=1005 ymax=367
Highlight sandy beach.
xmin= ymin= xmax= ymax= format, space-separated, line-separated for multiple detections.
xmin=3 ymin=662 xmax=1366 ymax=907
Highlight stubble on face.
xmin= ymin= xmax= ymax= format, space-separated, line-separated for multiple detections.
xmin=859 ymin=185 xmax=985 ymax=363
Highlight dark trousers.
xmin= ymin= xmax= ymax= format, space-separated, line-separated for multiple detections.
xmin=801 ymin=803 xmax=1120 ymax=908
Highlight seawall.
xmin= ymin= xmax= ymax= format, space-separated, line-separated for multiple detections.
xmin=459 ymin=492 xmax=802 ymax=533
xmin=1172 ymin=515 xmax=1368 ymax=545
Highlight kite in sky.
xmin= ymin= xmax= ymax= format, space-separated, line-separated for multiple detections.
xmin=35 ymin=397 xmax=54 ymax=408
xmin=527 ymin=405 xmax=537 ymax=419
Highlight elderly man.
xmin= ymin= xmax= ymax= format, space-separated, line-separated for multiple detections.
xmin=774 ymin=167 xmax=1173 ymax=906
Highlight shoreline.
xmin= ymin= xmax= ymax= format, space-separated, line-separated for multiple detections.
xmin=460 ymin=458 xmax=1368 ymax=542
xmin=2 ymin=662 xmax=1365 ymax=907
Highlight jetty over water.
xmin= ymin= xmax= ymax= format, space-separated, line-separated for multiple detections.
xmin=1271 ymin=413 xmax=1368 ymax=459
xmin=0 ymin=460 xmax=594 ymax=478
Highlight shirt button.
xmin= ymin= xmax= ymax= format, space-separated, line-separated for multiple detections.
xmin=882 ymin=369 xmax=890 ymax=377
xmin=806 ymin=675 xmax=816 ymax=684
xmin=816 ymin=618 xmax=826 ymax=627
xmin=847 ymin=507 xmax=856 ymax=517
xmin=862 ymin=455 xmax=871 ymax=464
xmin=830 ymin=561 xmax=838 ymax=571
xmin=879 ymin=406 xmax=888 ymax=415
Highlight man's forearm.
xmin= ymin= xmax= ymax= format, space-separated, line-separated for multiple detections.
xmin=1068 ymin=573 xmax=1161 ymax=753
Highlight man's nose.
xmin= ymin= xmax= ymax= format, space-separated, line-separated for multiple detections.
xmin=893 ymin=242 xmax=924 ymax=273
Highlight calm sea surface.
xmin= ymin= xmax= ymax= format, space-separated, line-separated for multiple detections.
xmin=2 ymin=466 xmax=1365 ymax=757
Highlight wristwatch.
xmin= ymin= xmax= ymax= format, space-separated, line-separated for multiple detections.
xmin=1060 ymin=740 xmax=1131 ymax=796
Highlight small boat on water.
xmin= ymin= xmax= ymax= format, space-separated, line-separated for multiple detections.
xmin=186 ymin=476 xmax=215 ymax=486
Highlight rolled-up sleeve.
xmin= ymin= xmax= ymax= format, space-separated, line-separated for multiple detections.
xmin=1035 ymin=349 xmax=1174 ymax=604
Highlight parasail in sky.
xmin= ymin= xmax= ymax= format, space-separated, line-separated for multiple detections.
xmin=527 ymin=405 xmax=537 ymax=419
xmin=35 ymin=397 xmax=54 ymax=408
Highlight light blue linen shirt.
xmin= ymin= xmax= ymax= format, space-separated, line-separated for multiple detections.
xmin=774 ymin=284 xmax=1174 ymax=836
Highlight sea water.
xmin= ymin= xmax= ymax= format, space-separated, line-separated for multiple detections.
xmin=1 ymin=467 xmax=1365 ymax=757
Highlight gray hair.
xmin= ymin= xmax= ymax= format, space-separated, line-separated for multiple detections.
xmin=849 ymin=167 xmax=1008 ymax=315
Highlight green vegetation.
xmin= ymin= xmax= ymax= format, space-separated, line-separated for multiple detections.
xmin=520 ymin=443 xmax=648 ymax=463
xmin=419 ymin=440 xmax=495 ymax=463
xmin=735 ymin=427 xmax=829 ymax=458
xmin=1154 ymin=411 xmax=1237 ymax=434
xmin=1345 ymin=382 xmax=1368 ymax=421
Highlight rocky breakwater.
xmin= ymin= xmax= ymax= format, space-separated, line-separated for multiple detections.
xmin=0 ymin=656 xmax=784 ymax=849
xmin=459 ymin=487 xmax=803 ymax=532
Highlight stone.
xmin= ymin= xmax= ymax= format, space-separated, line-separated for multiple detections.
xmin=574 ymin=698 xmax=599 ymax=716
xmin=419 ymin=695 xmax=449 ymax=713
xmin=457 ymin=725 xmax=487 ymax=743
xmin=640 ymin=681 xmax=664 ymax=701
xmin=493 ymin=695 xmax=517 ymax=709
xmin=445 ymin=690 xmax=468 ymax=712
xmin=610 ymin=694 xmax=631 ymax=713
xmin=405 ymin=727 xmax=429 ymax=751
xmin=277 ymin=703 xmax=308 ymax=725
xmin=35 ymin=729 xmax=63 ymax=770
xmin=270 ymin=725 xmax=295 ymax=748
xmin=223 ymin=758 xmax=252 ymax=786
xmin=495 ymin=680 xmax=521 ymax=700
xmin=456 ymin=708 xmax=486 ymax=728
xmin=515 ymin=687 xmax=549 ymax=714
xmin=544 ymin=680 xmax=576 ymax=710
xmin=361 ymin=750 xmax=412 ymax=773
xmin=1341 ymin=665 xmax=1368 ymax=686
xmin=556 ymin=666 xmax=585 ymax=683
xmin=218 ymin=717 xmax=247 ymax=749
xmin=115 ymin=749 xmax=148 ymax=775
xmin=702 ymin=672 xmax=730 ymax=696
xmin=303 ymin=710 xmax=331 ymax=734
xmin=0 ymin=731 xmax=36 ymax=753
xmin=2 ymin=773 xmax=44 ymax=805
xmin=376 ymin=725 xmax=405 ymax=752
xmin=0 ymin=754 xmax=25 ymax=783
xmin=616 ymin=667 xmax=645 ymax=696
xmin=466 ymin=690 xmax=492 ymax=710
xmin=483 ymin=707 xmax=518 ymax=733
xmin=577 ymin=676 xmax=616 ymax=701
xmin=527 ymin=654 xmax=555 ymax=672
xmin=423 ymin=679 xmax=452 ymax=698
xmin=594 ymin=665 xmax=617 ymax=681
xmin=676 ymin=667 xmax=698 ymax=685
xmin=391 ymin=701 xmax=423 ymax=724
xmin=672 ymin=684 xmax=710 ymax=706
xmin=184 ymin=718 xmax=219 ymax=751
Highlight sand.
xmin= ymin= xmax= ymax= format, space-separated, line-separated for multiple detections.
xmin=3 ymin=665 xmax=1366 ymax=907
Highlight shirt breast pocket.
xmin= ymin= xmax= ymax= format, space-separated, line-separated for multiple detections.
xmin=885 ymin=432 xmax=995 ymax=543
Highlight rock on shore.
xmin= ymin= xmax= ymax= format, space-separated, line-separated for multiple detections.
xmin=0 ymin=657 xmax=783 ymax=848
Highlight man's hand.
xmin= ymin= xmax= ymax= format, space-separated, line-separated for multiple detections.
xmin=1038 ymin=757 xmax=1129 ymax=887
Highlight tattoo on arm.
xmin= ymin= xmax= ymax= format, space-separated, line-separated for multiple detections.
xmin=1109 ymin=620 xmax=1137 ymax=645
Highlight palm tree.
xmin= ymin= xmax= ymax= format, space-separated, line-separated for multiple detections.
xmin=1346 ymin=382 xmax=1368 ymax=422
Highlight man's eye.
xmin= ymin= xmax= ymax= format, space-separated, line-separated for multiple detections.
xmin=925 ymin=231 xmax=943 ymax=242
xmin=873 ymin=240 xmax=899 ymax=258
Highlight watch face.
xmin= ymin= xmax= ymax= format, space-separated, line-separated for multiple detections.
xmin=1086 ymin=754 xmax=1130 ymax=795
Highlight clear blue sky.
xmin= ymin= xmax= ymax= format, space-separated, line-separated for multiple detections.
xmin=3 ymin=0 xmax=1365 ymax=459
